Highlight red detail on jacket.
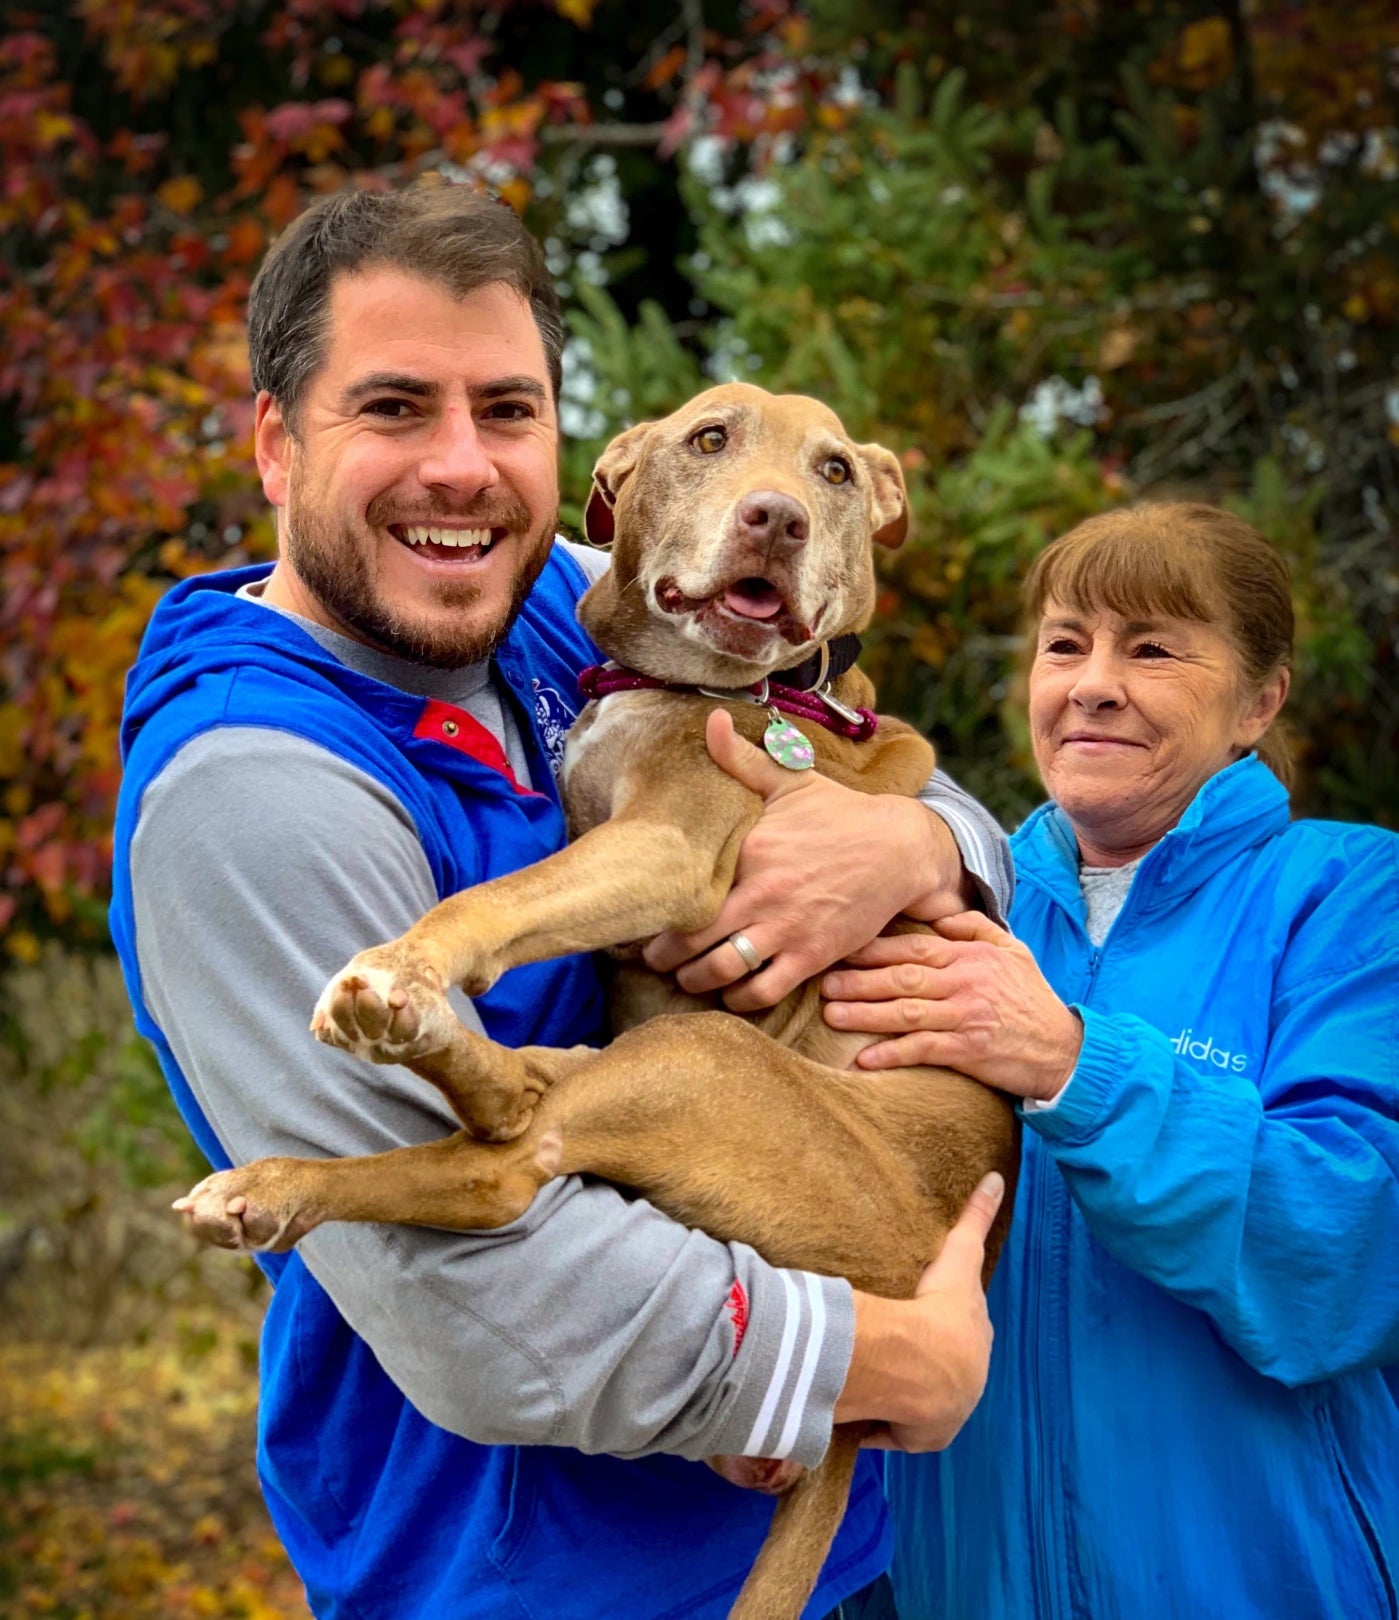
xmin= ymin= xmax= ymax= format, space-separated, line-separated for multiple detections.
xmin=413 ymin=700 xmax=537 ymax=796
xmin=726 ymin=1280 xmax=749 ymax=1355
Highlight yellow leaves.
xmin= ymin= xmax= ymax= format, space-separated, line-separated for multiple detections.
xmin=1164 ymin=17 xmax=1234 ymax=91
xmin=33 ymin=110 xmax=76 ymax=148
xmin=156 ymin=174 xmax=203 ymax=215
xmin=0 ymin=1334 xmax=312 ymax=1619
xmin=555 ymin=0 xmax=597 ymax=26
xmin=1097 ymin=326 xmax=1139 ymax=371
xmin=0 ymin=703 xmax=25 ymax=779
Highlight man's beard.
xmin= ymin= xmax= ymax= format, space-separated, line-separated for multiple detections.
xmin=285 ymin=483 xmax=557 ymax=669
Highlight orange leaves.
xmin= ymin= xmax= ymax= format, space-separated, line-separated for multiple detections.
xmin=156 ymin=175 xmax=204 ymax=216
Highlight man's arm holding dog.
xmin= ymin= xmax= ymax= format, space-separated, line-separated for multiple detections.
xmin=136 ymin=730 xmax=993 ymax=1466
xmin=645 ymin=710 xmax=1012 ymax=1011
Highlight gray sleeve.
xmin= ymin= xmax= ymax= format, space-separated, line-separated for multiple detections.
xmin=131 ymin=726 xmax=850 ymax=1465
xmin=559 ymin=535 xmax=612 ymax=584
xmin=917 ymin=769 xmax=1014 ymax=923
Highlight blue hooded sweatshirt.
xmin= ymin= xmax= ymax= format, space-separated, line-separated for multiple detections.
xmin=109 ymin=553 xmax=890 ymax=1620
xmin=886 ymin=756 xmax=1399 ymax=1620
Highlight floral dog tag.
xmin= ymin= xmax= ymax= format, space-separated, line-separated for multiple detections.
xmin=763 ymin=713 xmax=815 ymax=771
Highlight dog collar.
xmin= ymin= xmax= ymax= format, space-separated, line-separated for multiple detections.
xmin=577 ymin=654 xmax=879 ymax=745
xmin=771 ymin=633 xmax=863 ymax=692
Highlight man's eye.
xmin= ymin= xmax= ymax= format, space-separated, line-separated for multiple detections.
xmin=690 ymin=425 xmax=727 ymax=454
xmin=820 ymin=456 xmax=852 ymax=485
xmin=364 ymin=399 xmax=414 ymax=419
xmin=484 ymin=401 xmax=534 ymax=421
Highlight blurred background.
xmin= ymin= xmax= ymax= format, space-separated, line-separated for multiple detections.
xmin=1 ymin=1 xmax=1396 ymax=1613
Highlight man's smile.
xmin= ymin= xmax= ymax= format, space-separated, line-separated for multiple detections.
xmin=386 ymin=522 xmax=507 ymax=566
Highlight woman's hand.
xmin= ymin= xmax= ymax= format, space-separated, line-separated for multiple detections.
xmin=822 ymin=912 xmax=1083 ymax=1101
xmin=643 ymin=710 xmax=974 ymax=1012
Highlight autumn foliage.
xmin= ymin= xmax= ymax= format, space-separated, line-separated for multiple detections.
xmin=1 ymin=0 xmax=1397 ymax=954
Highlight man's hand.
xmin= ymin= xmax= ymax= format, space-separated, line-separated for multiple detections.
xmin=643 ymin=710 xmax=975 ymax=1012
xmin=836 ymin=1172 xmax=1005 ymax=1451
xmin=822 ymin=912 xmax=1083 ymax=1102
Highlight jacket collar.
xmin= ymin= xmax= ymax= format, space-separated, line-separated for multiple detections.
xmin=1013 ymin=755 xmax=1292 ymax=912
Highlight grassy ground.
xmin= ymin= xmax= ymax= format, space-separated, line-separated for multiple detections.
xmin=0 ymin=1319 xmax=312 ymax=1620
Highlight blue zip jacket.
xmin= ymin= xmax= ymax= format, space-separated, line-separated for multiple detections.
xmin=109 ymin=553 xmax=890 ymax=1620
xmin=886 ymin=756 xmax=1399 ymax=1620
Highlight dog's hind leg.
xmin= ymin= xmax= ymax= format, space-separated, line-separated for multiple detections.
xmin=174 ymin=1123 xmax=568 ymax=1254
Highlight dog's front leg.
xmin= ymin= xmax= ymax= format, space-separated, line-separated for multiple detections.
xmin=312 ymin=789 xmax=758 ymax=1080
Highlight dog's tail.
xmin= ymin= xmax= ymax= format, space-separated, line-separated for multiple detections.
xmin=727 ymin=1425 xmax=865 ymax=1620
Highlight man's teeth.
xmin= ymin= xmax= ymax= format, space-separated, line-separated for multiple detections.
xmin=402 ymin=526 xmax=494 ymax=549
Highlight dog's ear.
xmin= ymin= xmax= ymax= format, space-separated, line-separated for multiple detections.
xmin=856 ymin=443 xmax=911 ymax=550
xmin=585 ymin=421 xmax=655 ymax=547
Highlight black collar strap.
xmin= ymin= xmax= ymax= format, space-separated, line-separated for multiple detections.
xmin=773 ymin=633 xmax=862 ymax=693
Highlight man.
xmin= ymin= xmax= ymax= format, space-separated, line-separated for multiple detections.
xmin=110 ymin=184 xmax=1011 ymax=1620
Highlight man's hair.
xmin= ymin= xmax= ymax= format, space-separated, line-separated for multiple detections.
xmin=1023 ymin=501 xmax=1296 ymax=786
xmin=247 ymin=182 xmax=565 ymax=429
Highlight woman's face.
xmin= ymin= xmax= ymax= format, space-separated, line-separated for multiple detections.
xmin=1028 ymin=599 xmax=1286 ymax=865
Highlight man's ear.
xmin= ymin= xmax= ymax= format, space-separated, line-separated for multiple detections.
xmin=856 ymin=442 xmax=911 ymax=550
xmin=585 ymin=420 xmax=655 ymax=546
xmin=254 ymin=391 xmax=292 ymax=509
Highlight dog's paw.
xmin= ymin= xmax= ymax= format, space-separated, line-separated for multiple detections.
xmin=172 ymin=1167 xmax=314 ymax=1254
xmin=310 ymin=944 xmax=456 ymax=1065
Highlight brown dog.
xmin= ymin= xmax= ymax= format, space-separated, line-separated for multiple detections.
xmin=177 ymin=383 xmax=1019 ymax=1620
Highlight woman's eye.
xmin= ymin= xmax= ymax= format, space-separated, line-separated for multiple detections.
xmin=690 ymin=425 xmax=727 ymax=454
xmin=1133 ymin=641 xmax=1171 ymax=659
xmin=1044 ymin=638 xmax=1080 ymax=655
xmin=821 ymin=456 xmax=852 ymax=485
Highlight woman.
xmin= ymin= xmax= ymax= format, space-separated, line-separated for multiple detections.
xmin=819 ymin=502 xmax=1399 ymax=1619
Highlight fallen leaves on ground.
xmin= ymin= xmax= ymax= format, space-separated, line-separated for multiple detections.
xmin=0 ymin=1319 xmax=311 ymax=1619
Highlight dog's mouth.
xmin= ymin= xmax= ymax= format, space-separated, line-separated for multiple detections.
xmin=722 ymin=577 xmax=786 ymax=620
xmin=655 ymin=574 xmax=814 ymax=647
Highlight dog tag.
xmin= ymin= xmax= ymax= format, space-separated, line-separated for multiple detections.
xmin=763 ymin=712 xmax=815 ymax=771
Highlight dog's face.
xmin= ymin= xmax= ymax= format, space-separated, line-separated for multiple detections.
xmin=577 ymin=383 xmax=908 ymax=686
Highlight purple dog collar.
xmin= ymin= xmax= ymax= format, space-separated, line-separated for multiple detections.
xmin=577 ymin=662 xmax=879 ymax=743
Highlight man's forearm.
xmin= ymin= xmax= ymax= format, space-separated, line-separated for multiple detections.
xmin=833 ymin=1173 xmax=1004 ymax=1452
xmin=916 ymin=768 xmax=1014 ymax=923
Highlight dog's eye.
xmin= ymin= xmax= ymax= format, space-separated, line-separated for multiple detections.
xmin=821 ymin=457 xmax=852 ymax=485
xmin=690 ymin=426 xmax=727 ymax=454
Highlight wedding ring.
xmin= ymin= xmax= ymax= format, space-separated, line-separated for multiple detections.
xmin=727 ymin=931 xmax=763 ymax=974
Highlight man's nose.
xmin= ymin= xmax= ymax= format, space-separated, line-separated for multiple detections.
xmin=418 ymin=409 xmax=499 ymax=495
xmin=735 ymin=491 xmax=809 ymax=552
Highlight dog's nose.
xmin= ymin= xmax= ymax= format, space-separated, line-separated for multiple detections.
xmin=735 ymin=491 xmax=809 ymax=550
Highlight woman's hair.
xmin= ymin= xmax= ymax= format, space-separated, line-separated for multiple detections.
xmin=1022 ymin=502 xmax=1295 ymax=786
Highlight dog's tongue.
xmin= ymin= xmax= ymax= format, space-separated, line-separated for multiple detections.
xmin=723 ymin=579 xmax=784 ymax=621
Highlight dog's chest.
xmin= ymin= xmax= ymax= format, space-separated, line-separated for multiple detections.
xmin=560 ymin=690 xmax=681 ymax=833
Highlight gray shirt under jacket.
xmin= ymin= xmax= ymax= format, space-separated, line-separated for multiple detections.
xmin=131 ymin=540 xmax=1012 ymax=1467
